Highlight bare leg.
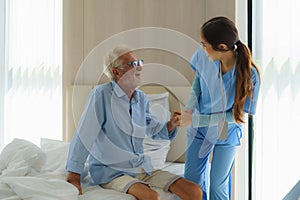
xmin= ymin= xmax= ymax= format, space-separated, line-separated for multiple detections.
xmin=169 ymin=177 xmax=202 ymax=200
xmin=127 ymin=182 xmax=161 ymax=200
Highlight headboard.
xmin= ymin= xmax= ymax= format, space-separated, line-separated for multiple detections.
xmin=65 ymin=84 xmax=191 ymax=163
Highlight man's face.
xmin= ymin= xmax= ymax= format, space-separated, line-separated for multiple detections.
xmin=114 ymin=52 xmax=143 ymax=89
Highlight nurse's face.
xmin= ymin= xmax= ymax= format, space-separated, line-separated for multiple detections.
xmin=200 ymin=32 xmax=221 ymax=62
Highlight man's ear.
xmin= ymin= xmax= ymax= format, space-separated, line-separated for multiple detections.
xmin=112 ymin=68 xmax=119 ymax=76
xmin=218 ymin=44 xmax=229 ymax=51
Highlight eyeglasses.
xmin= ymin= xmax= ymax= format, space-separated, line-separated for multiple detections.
xmin=117 ymin=59 xmax=144 ymax=69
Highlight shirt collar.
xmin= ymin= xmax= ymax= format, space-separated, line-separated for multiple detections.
xmin=111 ymin=81 xmax=125 ymax=98
xmin=111 ymin=81 xmax=139 ymax=103
xmin=214 ymin=60 xmax=220 ymax=68
xmin=131 ymin=91 xmax=139 ymax=103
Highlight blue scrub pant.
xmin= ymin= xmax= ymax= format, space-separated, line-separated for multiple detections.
xmin=184 ymin=130 xmax=237 ymax=200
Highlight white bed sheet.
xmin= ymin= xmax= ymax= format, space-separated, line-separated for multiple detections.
xmin=0 ymin=163 xmax=185 ymax=200
xmin=0 ymin=182 xmax=20 ymax=200
xmin=0 ymin=138 xmax=185 ymax=200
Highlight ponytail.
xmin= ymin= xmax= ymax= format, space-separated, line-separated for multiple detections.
xmin=234 ymin=42 xmax=261 ymax=123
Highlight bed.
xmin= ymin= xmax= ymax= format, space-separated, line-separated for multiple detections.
xmin=0 ymin=84 xmax=191 ymax=200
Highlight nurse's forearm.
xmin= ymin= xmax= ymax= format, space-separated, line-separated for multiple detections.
xmin=192 ymin=111 xmax=235 ymax=127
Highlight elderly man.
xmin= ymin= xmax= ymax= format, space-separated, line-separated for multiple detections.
xmin=66 ymin=45 xmax=202 ymax=200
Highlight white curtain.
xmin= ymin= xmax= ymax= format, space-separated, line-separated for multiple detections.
xmin=1 ymin=0 xmax=62 ymax=149
xmin=253 ymin=0 xmax=300 ymax=199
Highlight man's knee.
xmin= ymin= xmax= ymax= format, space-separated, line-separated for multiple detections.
xmin=142 ymin=190 xmax=160 ymax=200
xmin=169 ymin=178 xmax=203 ymax=199
xmin=190 ymin=184 xmax=203 ymax=199
xmin=127 ymin=182 xmax=160 ymax=200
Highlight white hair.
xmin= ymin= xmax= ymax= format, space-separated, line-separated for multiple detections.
xmin=103 ymin=44 xmax=132 ymax=80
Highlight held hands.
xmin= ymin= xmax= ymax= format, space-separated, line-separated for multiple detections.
xmin=66 ymin=172 xmax=82 ymax=195
xmin=167 ymin=111 xmax=182 ymax=132
xmin=167 ymin=110 xmax=193 ymax=132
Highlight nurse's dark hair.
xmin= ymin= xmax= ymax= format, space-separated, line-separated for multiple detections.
xmin=201 ymin=16 xmax=261 ymax=123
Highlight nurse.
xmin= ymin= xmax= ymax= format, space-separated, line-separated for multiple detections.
xmin=182 ymin=16 xmax=261 ymax=200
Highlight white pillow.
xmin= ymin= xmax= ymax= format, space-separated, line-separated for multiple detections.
xmin=0 ymin=138 xmax=46 ymax=176
xmin=147 ymin=92 xmax=170 ymax=123
xmin=144 ymin=92 xmax=171 ymax=169
xmin=40 ymin=138 xmax=70 ymax=172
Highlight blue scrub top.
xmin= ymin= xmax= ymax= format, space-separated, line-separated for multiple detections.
xmin=189 ymin=47 xmax=260 ymax=145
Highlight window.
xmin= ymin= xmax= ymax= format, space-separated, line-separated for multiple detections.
xmin=0 ymin=0 xmax=62 ymax=149
xmin=0 ymin=0 xmax=5 ymax=150
xmin=253 ymin=0 xmax=300 ymax=199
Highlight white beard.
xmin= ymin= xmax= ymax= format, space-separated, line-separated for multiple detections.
xmin=118 ymin=71 xmax=142 ymax=89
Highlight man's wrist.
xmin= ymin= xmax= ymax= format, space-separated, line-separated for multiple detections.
xmin=67 ymin=171 xmax=81 ymax=182
xmin=167 ymin=122 xmax=175 ymax=132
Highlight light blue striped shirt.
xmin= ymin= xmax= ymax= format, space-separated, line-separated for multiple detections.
xmin=66 ymin=81 xmax=177 ymax=185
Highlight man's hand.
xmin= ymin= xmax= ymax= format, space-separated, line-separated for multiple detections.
xmin=167 ymin=111 xmax=182 ymax=132
xmin=66 ymin=172 xmax=82 ymax=195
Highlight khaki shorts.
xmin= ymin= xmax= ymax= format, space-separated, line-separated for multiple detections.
xmin=100 ymin=170 xmax=181 ymax=193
